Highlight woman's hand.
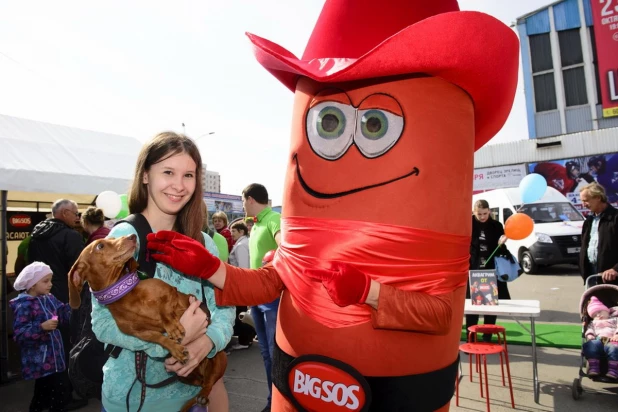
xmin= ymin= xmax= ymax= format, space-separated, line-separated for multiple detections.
xmin=498 ymin=235 xmax=508 ymax=245
xmin=41 ymin=319 xmax=58 ymax=331
xmin=165 ymin=334 xmax=213 ymax=377
xmin=610 ymin=334 xmax=618 ymax=343
xmin=179 ymin=297 xmax=209 ymax=345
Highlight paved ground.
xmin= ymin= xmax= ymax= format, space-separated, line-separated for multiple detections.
xmin=2 ymin=264 xmax=617 ymax=411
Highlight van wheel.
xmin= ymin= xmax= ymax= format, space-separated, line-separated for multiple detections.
xmin=521 ymin=251 xmax=537 ymax=274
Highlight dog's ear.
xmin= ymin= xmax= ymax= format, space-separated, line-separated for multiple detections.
xmin=68 ymin=260 xmax=87 ymax=309
xmin=127 ymin=258 xmax=139 ymax=274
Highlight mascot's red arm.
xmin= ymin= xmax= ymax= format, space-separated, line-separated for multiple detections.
xmin=148 ymin=230 xmax=452 ymax=335
xmin=371 ymin=285 xmax=454 ymax=334
xmin=213 ymin=264 xmax=284 ymax=305
xmin=216 ymin=263 xmax=453 ymax=335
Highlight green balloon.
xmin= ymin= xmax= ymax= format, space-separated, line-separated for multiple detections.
xmin=115 ymin=194 xmax=129 ymax=219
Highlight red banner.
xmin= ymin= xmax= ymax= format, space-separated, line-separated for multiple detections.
xmin=590 ymin=0 xmax=618 ymax=117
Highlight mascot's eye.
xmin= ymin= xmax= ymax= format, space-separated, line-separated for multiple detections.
xmin=354 ymin=109 xmax=404 ymax=158
xmin=360 ymin=110 xmax=388 ymax=140
xmin=317 ymin=106 xmax=346 ymax=139
xmin=306 ymin=101 xmax=355 ymax=160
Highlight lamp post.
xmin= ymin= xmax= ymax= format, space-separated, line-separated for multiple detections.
xmin=195 ymin=132 xmax=216 ymax=141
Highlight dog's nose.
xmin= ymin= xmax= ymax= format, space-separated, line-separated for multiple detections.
xmin=126 ymin=234 xmax=137 ymax=241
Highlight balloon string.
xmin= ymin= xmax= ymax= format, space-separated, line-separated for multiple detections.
xmin=480 ymin=245 xmax=501 ymax=268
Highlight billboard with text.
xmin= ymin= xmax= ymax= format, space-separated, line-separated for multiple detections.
xmin=527 ymin=152 xmax=618 ymax=214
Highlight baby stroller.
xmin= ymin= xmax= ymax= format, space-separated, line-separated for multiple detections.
xmin=572 ymin=274 xmax=618 ymax=400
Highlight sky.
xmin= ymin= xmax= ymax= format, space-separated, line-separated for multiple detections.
xmin=0 ymin=0 xmax=552 ymax=206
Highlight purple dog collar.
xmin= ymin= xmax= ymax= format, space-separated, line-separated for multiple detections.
xmin=92 ymin=272 xmax=139 ymax=305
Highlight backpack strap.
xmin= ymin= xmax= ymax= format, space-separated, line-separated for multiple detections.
xmin=114 ymin=214 xmax=156 ymax=279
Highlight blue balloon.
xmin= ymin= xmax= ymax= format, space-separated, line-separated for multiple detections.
xmin=519 ymin=173 xmax=547 ymax=204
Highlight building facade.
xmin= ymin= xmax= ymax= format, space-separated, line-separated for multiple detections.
xmin=471 ymin=0 xmax=618 ymax=214
xmin=201 ymin=163 xmax=221 ymax=193
xmin=516 ymin=0 xmax=618 ymax=139
xmin=205 ymin=170 xmax=221 ymax=193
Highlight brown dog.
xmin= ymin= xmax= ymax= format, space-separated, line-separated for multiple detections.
xmin=68 ymin=234 xmax=227 ymax=412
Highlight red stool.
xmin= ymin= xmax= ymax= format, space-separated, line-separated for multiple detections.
xmin=457 ymin=343 xmax=515 ymax=411
xmin=467 ymin=324 xmax=510 ymax=386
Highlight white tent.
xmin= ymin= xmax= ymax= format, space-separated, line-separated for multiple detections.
xmin=0 ymin=113 xmax=143 ymax=383
xmin=0 ymin=114 xmax=142 ymax=199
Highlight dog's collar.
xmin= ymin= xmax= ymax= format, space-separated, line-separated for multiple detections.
xmin=91 ymin=271 xmax=139 ymax=305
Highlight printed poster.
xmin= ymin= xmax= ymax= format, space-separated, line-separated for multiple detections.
xmin=469 ymin=270 xmax=499 ymax=306
xmin=203 ymin=192 xmax=244 ymax=214
xmin=527 ymin=152 xmax=618 ymax=214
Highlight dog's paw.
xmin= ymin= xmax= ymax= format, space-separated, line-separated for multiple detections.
xmin=165 ymin=323 xmax=186 ymax=344
xmin=196 ymin=395 xmax=208 ymax=406
xmin=179 ymin=350 xmax=190 ymax=365
xmin=169 ymin=345 xmax=189 ymax=364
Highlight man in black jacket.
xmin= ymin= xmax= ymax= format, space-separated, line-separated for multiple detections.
xmin=579 ymin=183 xmax=618 ymax=285
xmin=29 ymin=199 xmax=84 ymax=303
xmin=29 ymin=199 xmax=87 ymax=410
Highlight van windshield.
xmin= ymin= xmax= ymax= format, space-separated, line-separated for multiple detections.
xmin=516 ymin=202 xmax=584 ymax=223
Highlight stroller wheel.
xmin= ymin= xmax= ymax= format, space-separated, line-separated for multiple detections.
xmin=571 ymin=378 xmax=583 ymax=400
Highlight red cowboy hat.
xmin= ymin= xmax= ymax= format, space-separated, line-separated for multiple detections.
xmin=247 ymin=0 xmax=519 ymax=150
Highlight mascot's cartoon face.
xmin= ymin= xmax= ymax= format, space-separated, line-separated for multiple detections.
xmin=282 ymin=75 xmax=475 ymax=235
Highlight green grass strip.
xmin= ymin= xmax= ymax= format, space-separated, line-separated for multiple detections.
xmin=461 ymin=321 xmax=583 ymax=349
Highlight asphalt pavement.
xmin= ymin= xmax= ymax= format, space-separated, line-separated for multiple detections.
xmin=2 ymin=264 xmax=617 ymax=411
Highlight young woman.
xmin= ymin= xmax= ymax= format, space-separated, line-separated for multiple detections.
xmin=467 ymin=199 xmax=511 ymax=341
xmin=212 ymin=211 xmax=234 ymax=252
xmin=90 ymin=132 xmax=235 ymax=412
xmin=81 ymin=206 xmax=110 ymax=246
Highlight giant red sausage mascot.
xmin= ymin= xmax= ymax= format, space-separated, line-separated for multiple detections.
xmin=149 ymin=0 xmax=518 ymax=410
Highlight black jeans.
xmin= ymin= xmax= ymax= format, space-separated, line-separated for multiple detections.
xmin=465 ymin=280 xmax=511 ymax=341
xmin=30 ymin=372 xmax=69 ymax=412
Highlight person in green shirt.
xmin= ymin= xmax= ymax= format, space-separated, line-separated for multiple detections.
xmin=241 ymin=183 xmax=281 ymax=412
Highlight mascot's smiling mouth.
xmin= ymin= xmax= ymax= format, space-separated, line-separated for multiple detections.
xmin=294 ymin=154 xmax=420 ymax=199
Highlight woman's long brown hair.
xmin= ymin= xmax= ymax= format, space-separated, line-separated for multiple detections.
xmin=129 ymin=131 xmax=204 ymax=243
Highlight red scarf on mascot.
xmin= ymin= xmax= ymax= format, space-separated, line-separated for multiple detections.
xmin=273 ymin=216 xmax=469 ymax=328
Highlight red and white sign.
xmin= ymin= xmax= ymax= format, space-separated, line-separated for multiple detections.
xmin=473 ymin=164 xmax=526 ymax=192
xmin=287 ymin=357 xmax=370 ymax=412
xmin=591 ymin=0 xmax=618 ymax=117
xmin=6 ymin=211 xmax=48 ymax=240
xmin=9 ymin=215 xmax=32 ymax=227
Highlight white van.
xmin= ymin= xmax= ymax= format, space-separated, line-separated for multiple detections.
xmin=472 ymin=187 xmax=585 ymax=274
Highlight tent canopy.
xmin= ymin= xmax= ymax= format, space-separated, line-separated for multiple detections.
xmin=0 ymin=114 xmax=143 ymax=202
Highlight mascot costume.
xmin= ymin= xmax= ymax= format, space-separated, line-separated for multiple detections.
xmin=149 ymin=0 xmax=518 ymax=410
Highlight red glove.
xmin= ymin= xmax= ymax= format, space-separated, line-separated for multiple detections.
xmin=146 ymin=231 xmax=221 ymax=280
xmin=305 ymin=262 xmax=371 ymax=307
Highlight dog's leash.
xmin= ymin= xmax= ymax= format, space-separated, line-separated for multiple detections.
xmin=126 ymin=351 xmax=179 ymax=412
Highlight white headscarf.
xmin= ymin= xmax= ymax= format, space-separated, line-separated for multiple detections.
xmin=13 ymin=262 xmax=53 ymax=291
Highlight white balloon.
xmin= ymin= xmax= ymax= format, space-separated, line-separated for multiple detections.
xmin=96 ymin=191 xmax=122 ymax=219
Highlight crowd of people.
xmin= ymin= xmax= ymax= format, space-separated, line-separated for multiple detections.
xmin=6 ymin=131 xmax=618 ymax=411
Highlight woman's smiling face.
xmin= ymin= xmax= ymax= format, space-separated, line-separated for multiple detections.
xmin=143 ymin=152 xmax=197 ymax=216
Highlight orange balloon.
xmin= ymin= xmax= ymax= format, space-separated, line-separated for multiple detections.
xmin=504 ymin=213 xmax=534 ymax=240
